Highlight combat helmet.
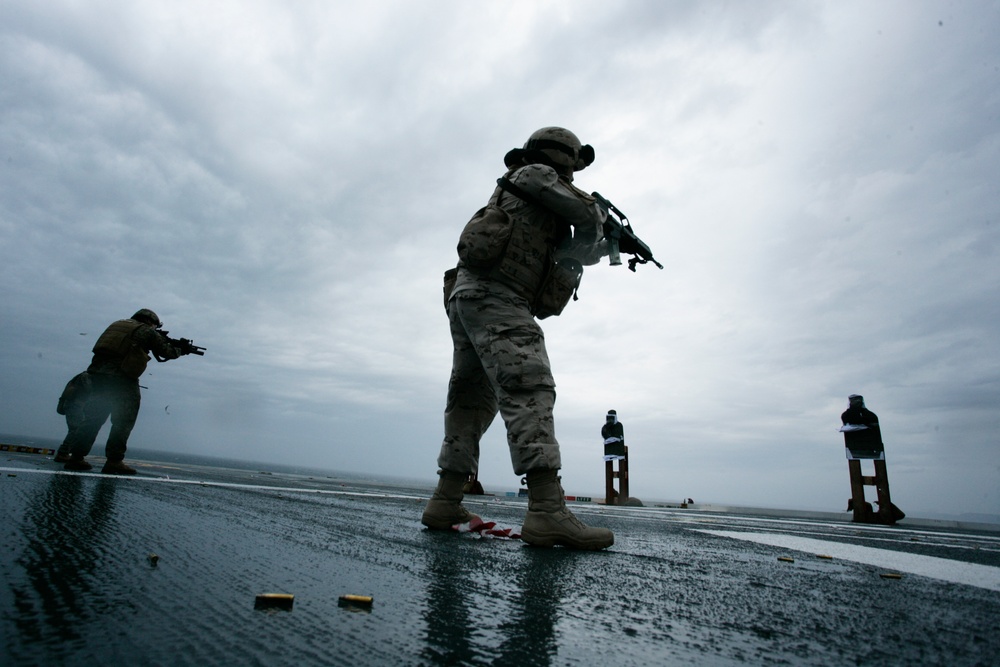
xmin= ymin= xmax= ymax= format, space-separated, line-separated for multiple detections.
xmin=504 ymin=127 xmax=595 ymax=176
xmin=131 ymin=309 xmax=162 ymax=328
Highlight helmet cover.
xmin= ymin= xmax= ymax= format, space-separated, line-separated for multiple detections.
xmin=504 ymin=126 xmax=595 ymax=173
xmin=131 ymin=309 xmax=162 ymax=328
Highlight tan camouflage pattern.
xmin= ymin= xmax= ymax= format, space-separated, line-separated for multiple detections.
xmin=437 ymin=290 xmax=561 ymax=475
xmin=438 ymin=162 xmax=608 ymax=476
xmin=451 ymin=163 xmax=607 ymax=302
xmin=526 ymin=126 xmax=582 ymax=170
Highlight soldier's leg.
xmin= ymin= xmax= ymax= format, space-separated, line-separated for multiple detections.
xmin=105 ymin=379 xmax=140 ymax=462
xmin=64 ymin=410 xmax=107 ymax=459
xmin=56 ymin=402 xmax=86 ymax=462
xmin=460 ymin=293 xmax=612 ymax=549
xmin=437 ymin=297 xmax=499 ymax=475
xmin=423 ymin=297 xmax=493 ymax=530
xmin=458 ymin=293 xmax=561 ymax=474
xmin=56 ymin=372 xmax=92 ymax=460
xmin=64 ymin=383 xmax=113 ymax=470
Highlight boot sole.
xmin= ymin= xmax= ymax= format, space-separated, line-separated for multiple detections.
xmin=421 ymin=518 xmax=457 ymax=531
xmin=421 ymin=513 xmax=482 ymax=531
xmin=521 ymin=530 xmax=614 ymax=551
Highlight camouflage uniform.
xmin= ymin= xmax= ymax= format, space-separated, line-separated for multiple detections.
xmin=62 ymin=319 xmax=182 ymax=462
xmin=438 ymin=162 xmax=607 ymax=476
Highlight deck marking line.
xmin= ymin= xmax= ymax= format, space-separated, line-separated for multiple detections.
xmin=697 ymin=529 xmax=1000 ymax=592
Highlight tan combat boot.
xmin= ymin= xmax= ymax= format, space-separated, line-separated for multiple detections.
xmin=421 ymin=469 xmax=481 ymax=530
xmin=521 ymin=469 xmax=614 ymax=550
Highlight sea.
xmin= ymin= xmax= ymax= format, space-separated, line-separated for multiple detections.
xmin=2 ymin=433 xmax=999 ymax=666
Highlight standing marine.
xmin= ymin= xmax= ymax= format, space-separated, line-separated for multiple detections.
xmin=56 ymin=309 xmax=200 ymax=475
xmin=423 ymin=127 xmax=615 ymax=550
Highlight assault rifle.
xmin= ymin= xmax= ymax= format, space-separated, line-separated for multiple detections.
xmin=592 ymin=192 xmax=664 ymax=272
xmin=162 ymin=333 xmax=206 ymax=357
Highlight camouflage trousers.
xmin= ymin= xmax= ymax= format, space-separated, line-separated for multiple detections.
xmin=437 ymin=291 xmax=561 ymax=476
xmin=60 ymin=372 xmax=141 ymax=461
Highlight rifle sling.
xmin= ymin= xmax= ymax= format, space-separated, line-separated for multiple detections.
xmin=496 ymin=176 xmax=541 ymax=207
xmin=496 ymin=176 xmax=574 ymax=243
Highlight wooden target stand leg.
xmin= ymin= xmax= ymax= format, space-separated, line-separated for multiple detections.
xmin=605 ymin=447 xmax=629 ymax=506
xmin=848 ymin=458 xmax=896 ymax=524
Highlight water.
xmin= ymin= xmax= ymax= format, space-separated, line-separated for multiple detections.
xmin=2 ymin=443 xmax=999 ymax=666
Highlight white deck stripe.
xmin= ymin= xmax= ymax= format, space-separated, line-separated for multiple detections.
xmin=697 ymin=529 xmax=1000 ymax=592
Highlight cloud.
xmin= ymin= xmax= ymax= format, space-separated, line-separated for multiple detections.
xmin=1 ymin=0 xmax=998 ymax=520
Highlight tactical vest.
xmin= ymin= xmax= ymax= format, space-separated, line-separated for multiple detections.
xmin=466 ymin=181 xmax=567 ymax=301
xmin=92 ymin=319 xmax=150 ymax=379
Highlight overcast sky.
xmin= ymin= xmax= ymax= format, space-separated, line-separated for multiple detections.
xmin=2 ymin=1 xmax=998 ymax=520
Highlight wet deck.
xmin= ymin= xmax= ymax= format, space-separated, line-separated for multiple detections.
xmin=2 ymin=451 xmax=998 ymax=665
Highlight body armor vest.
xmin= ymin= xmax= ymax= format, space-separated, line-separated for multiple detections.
xmin=92 ymin=319 xmax=150 ymax=379
xmin=487 ymin=188 xmax=569 ymax=301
